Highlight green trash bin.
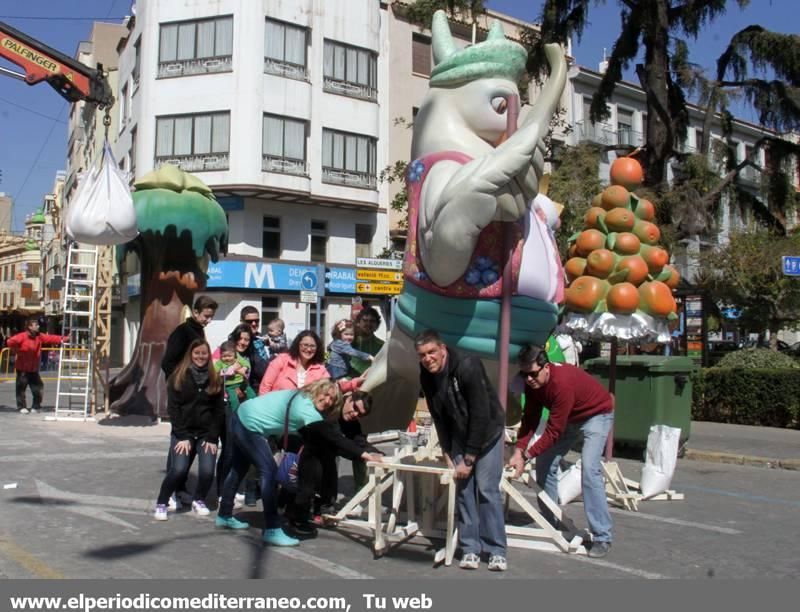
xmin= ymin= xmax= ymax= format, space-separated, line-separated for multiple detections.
xmin=583 ymin=355 xmax=696 ymax=449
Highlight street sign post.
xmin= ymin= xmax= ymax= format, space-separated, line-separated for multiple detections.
xmin=356 ymin=257 xmax=402 ymax=270
xmin=356 ymin=281 xmax=403 ymax=295
xmin=356 ymin=269 xmax=403 ymax=282
xmin=782 ymin=256 xmax=800 ymax=276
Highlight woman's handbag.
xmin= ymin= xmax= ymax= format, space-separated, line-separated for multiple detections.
xmin=274 ymin=393 xmax=302 ymax=492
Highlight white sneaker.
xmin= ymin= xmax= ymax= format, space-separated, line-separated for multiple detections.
xmin=191 ymin=500 xmax=210 ymax=516
xmin=459 ymin=553 xmax=480 ymax=570
xmin=18 ymin=408 xmax=30 ymax=415
xmin=154 ymin=504 xmax=168 ymax=521
xmin=30 ymin=408 xmax=39 ymax=414
xmin=220 ymin=495 xmax=245 ymax=510
xmin=488 ymin=555 xmax=507 ymax=572
xmin=167 ymin=495 xmax=180 ymax=511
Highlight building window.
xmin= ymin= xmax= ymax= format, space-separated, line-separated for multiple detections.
xmin=261 ymin=296 xmax=281 ymax=335
xmin=308 ymin=298 xmax=328 ymax=340
xmin=130 ymin=127 xmax=137 ymax=180
xmin=264 ymin=18 xmax=308 ymax=81
xmin=262 ymin=114 xmax=308 ymax=176
xmin=412 ymin=33 xmax=431 ymax=76
xmin=155 ymin=112 xmax=230 ymax=172
xmin=262 ymin=216 xmax=281 ymax=259
xmin=323 ymin=39 xmax=377 ymax=102
xmin=355 ymin=224 xmax=373 ymax=259
xmin=132 ymin=37 xmax=141 ymax=87
xmin=26 ymin=263 xmax=40 ymax=278
xmin=158 ymin=16 xmax=234 ymax=78
xmin=119 ymin=83 xmax=129 ymax=131
xmin=310 ymin=220 xmax=328 ymax=263
xmin=321 ymin=128 xmax=377 ymax=189
xmin=617 ymin=108 xmax=637 ymax=146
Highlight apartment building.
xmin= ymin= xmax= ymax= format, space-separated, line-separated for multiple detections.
xmin=114 ymin=0 xmax=390 ymax=355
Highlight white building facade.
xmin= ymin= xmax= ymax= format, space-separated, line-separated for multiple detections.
xmin=114 ymin=0 xmax=391 ymax=355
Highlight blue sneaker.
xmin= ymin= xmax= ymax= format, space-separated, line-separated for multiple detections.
xmin=215 ymin=515 xmax=250 ymax=530
xmin=262 ymin=528 xmax=299 ymax=547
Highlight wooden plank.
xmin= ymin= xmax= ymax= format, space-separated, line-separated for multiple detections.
xmin=387 ymin=475 xmax=405 ymax=534
xmin=501 ymin=479 xmax=570 ymax=552
xmin=445 ymin=478 xmax=457 ymax=566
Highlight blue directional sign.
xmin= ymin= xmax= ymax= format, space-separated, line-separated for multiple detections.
xmin=301 ymin=271 xmax=317 ymax=290
xmin=782 ymin=256 xmax=800 ymax=277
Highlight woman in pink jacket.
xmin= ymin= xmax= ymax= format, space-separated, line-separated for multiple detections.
xmin=259 ymin=330 xmax=361 ymax=395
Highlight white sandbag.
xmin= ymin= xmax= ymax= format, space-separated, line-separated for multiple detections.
xmin=557 ymin=460 xmax=582 ymax=504
xmin=66 ymin=142 xmax=138 ymax=245
xmin=640 ymin=424 xmax=681 ymax=498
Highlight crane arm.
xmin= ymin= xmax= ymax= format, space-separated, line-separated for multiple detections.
xmin=0 ymin=20 xmax=113 ymax=108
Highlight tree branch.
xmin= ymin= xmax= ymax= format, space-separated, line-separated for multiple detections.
xmin=698 ymin=136 xmax=770 ymax=206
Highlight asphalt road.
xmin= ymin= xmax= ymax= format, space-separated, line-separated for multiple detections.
xmin=1 ymin=400 xmax=799 ymax=580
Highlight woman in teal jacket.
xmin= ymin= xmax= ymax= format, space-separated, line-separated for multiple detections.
xmin=216 ymin=379 xmax=343 ymax=546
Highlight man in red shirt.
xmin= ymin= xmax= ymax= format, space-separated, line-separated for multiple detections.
xmin=6 ymin=318 xmax=65 ymax=414
xmin=508 ymin=343 xmax=614 ymax=558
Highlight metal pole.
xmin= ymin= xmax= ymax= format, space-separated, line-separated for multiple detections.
xmin=497 ymin=95 xmax=520 ymax=411
xmin=605 ymin=337 xmax=618 ymax=461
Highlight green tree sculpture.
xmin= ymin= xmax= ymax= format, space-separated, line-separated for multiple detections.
xmin=109 ymin=165 xmax=228 ymax=419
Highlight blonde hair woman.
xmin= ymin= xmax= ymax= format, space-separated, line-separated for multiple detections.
xmin=216 ymin=379 xmax=343 ymax=546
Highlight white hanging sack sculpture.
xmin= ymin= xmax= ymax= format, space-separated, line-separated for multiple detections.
xmin=66 ymin=142 xmax=138 ymax=245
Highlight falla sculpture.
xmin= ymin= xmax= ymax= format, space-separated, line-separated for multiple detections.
xmin=361 ymin=10 xmax=568 ymax=431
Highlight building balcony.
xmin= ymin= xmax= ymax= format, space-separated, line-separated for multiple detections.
xmin=738 ymin=165 xmax=761 ymax=186
xmin=157 ymin=56 xmax=233 ymax=79
xmin=617 ymin=127 xmax=644 ymax=147
xmin=155 ymin=153 xmax=229 ymax=173
xmin=262 ymin=155 xmax=309 ymax=177
xmin=322 ymin=167 xmax=377 ymax=190
xmin=323 ymin=77 xmax=377 ymax=102
xmin=264 ymin=58 xmax=308 ymax=82
xmin=575 ymin=121 xmax=644 ymax=147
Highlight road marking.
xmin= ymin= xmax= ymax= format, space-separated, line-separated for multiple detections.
xmin=272 ymin=547 xmax=373 ymax=579
xmin=517 ymin=487 xmax=741 ymax=534
xmin=35 ymin=480 xmax=145 ymax=530
xmin=566 ymin=553 xmax=669 ymax=579
xmin=679 ymin=484 xmax=800 ymax=508
xmin=0 ymin=450 xmax=164 ymax=463
xmin=607 ymin=507 xmax=743 ymax=535
xmin=0 ymin=533 xmax=64 ymax=578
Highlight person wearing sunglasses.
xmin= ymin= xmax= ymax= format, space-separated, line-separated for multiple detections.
xmin=508 ymin=343 xmax=615 ymax=559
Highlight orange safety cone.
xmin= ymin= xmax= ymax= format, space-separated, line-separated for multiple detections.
xmin=407 ymin=419 xmax=417 ymax=433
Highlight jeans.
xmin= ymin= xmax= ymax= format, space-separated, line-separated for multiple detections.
xmin=156 ymin=434 xmax=217 ymax=506
xmin=219 ymin=414 xmax=280 ymax=529
xmin=16 ymin=371 xmax=43 ymax=411
xmin=535 ymin=411 xmax=614 ymax=543
xmin=453 ymin=434 xmax=507 ymax=557
xmin=216 ymin=401 xmax=235 ymax=498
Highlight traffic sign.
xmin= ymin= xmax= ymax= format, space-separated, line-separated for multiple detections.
xmin=356 ymin=257 xmax=402 ymax=270
xmin=356 ymin=269 xmax=403 ymax=282
xmin=356 ymin=281 xmax=403 ymax=295
xmin=300 ymin=290 xmax=318 ymax=303
xmin=300 ymin=271 xmax=318 ymax=290
xmin=782 ymin=256 xmax=800 ymax=276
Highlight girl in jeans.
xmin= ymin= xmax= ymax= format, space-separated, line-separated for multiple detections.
xmin=154 ymin=340 xmax=224 ymax=521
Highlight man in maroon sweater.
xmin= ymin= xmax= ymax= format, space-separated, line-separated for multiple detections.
xmin=508 ymin=343 xmax=614 ymax=558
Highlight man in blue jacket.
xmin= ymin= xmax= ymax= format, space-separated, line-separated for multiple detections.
xmin=416 ymin=329 xmax=507 ymax=572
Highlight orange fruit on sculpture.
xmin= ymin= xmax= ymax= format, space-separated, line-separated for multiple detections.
xmin=565 ymin=275 xmax=609 ymax=313
xmin=606 ymin=282 xmax=640 ymax=314
xmin=640 ymin=244 xmax=669 ymax=274
xmin=584 ymin=207 xmax=607 ymax=230
xmin=575 ymin=229 xmax=607 ymax=256
xmin=601 ymin=185 xmax=631 ymax=211
xmin=633 ymin=219 xmax=661 ymax=245
xmin=615 ymin=255 xmax=650 ymax=286
xmin=612 ymin=232 xmax=641 ymax=255
xmin=586 ymin=249 xmax=616 ymax=278
xmin=610 ymin=157 xmax=644 ymax=191
xmin=638 ymin=281 xmax=676 ymax=317
xmin=662 ymin=264 xmax=680 ymax=290
xmin=564 ymin=257 xmax=587 ymax=282
xmin=568 ymin=244 xmax=578 ymax=258
xmin=634 ymin=198 xmax=656 ymax=221
xmin=591 ymin=193 xmax=604 ymax=209
xmin=605 ymin=208 xmax=636 ymax=232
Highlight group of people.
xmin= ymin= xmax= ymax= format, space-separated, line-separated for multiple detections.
xmin=153 ymin=296 xmax=387 ymax=547
xmin=153 ymin=295 xmax=616 ymax=570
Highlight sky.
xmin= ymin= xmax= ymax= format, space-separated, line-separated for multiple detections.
xmin=0 ymin=0 xmax=796 ymax=232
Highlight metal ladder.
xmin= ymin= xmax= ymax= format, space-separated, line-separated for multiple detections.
xmin=52 ymin=244 xmax=98 ymax=421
